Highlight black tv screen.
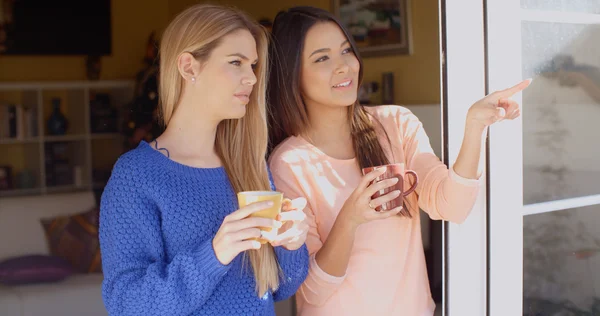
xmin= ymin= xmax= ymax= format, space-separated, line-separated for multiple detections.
xmin=0 ymin=0 xmax=111 ymax=56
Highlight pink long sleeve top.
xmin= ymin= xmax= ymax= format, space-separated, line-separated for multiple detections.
xmin=268 ymin=105 xmax=481 ymax=316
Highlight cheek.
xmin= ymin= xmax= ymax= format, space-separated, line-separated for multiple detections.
xmin=217 ymin=66 xmax=240 ymax=89
xmin=348 ymin=56 xmax=360 ymax=75
xmin=301 ymin=65 xmax=332 ymax=99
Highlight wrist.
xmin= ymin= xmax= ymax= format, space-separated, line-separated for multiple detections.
xmin=336 ymin=211 xmax=360 ymax=233
xmin=464 ymin=120 xmax=487 ymax=139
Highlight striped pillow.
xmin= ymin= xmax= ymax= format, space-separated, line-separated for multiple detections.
xmin=40 ymin=207 xmax=102 ymax=273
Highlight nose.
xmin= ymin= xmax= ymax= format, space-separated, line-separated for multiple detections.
xmin=243 ymin=69 xmax=257 ymax=86
xmin=335 ymin=59 xmax=350 ymax=75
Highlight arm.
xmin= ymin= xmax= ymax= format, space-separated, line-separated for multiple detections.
xmin=401 ymin=111 xmax=481 ymax=224
xmin=272 ymin=244 xmax=309 ymax=302
xmin=269 ymin=160 xmax=348 ymax=307
xmin=99 ymin=159 xmax=230 ymax=316
xmin=266 ymin=164 xmax=310 ymax=302
xmin=453 ymin=124 xmax=487 ymax=180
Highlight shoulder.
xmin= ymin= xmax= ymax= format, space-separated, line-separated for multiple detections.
xmin=364 ymin=105 xmax=424 ymax=138
xmin=364 ymin=104 xmax=419 ymax=123
xmin=103 ymin=142 xmax=159 ymax=195
xmin=268 ymin=136 xmax=316 ymax=170
xmin=109 ymin=145 xmax=152 ymax=178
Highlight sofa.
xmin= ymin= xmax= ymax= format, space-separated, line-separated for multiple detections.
xmin=0 ymin=191 xmax=107 ymax=316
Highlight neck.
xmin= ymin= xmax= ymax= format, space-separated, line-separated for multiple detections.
xmin=158 ymin=97 xmax=220 ymax=160
xmin=304 ymin=102 xmax=352 ymax=146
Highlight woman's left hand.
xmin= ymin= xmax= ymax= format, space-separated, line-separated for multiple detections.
xmin=269 ymin=197 xmax=309 ymax=251
xmin=466 ymin=79 xmax=532 ymax=131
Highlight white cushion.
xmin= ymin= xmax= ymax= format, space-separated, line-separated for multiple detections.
xmin=12 ymin=273 xmax=106 ymax=316
xmin=0 ymin=192 xmax=96 ymax=261
xmin=0 ymin=285 xmax=22 ymax=316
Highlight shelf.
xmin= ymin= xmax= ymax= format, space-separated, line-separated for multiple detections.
xmin=91 ymin=133 xmax=121 ymax=140
xmin=46 ymin=184 xmax=91 ymax=194
xmin=0 ymin=80 xmax=134 ymax=91
xmin=45 ymin=134 xmax=87 ymax=142
xmin=0 ymin=80 xmax=134 ymax=198
xmin=0 ymin=188 xmax=43 ymax=198
xmin=0 ymin=137 xmax=40 ymax=145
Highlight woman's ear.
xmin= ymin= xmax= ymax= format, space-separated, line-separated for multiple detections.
xmin=177 ymin=52 xmax=201 ymax=82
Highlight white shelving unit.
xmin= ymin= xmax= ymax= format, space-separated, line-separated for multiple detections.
xmin=0 ymin=80 xmax=134 ymax=197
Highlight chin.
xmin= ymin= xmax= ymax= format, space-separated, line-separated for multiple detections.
xmin=333 ymin=96 xmax=358 ymax=107
xmin=229 ymin=104 xmax=248 ymax=119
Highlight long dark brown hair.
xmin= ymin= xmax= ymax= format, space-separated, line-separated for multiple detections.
xmin=267 ymin=6 xmax=411 ymax=217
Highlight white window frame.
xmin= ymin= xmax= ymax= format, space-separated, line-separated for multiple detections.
xmin=443 ymin=0 xmax=600 ymax=315
xmin=440 ymin=0 xmax=488 ymax=315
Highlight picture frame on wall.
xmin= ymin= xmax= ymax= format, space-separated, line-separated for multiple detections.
xmin=332 ymin=0 xmax=412 ymax=57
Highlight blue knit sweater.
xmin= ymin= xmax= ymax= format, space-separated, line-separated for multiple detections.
xmin=99 ymin=140 xmax=309 ymax=316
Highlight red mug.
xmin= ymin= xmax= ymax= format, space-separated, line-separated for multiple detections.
xmin=361 ymin=163 xmax=418 ymax=213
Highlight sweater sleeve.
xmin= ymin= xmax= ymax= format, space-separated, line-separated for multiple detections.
xmin=99 ymin=158 xmax=231 ymax=316
xmin=272 ymin=244 xmax=309 ymax=302
xmin=269 ymin=158 xmax=345 ymax=307
xmin=399 ymin=109 xmax=481 ymax=224
xmin=267 ymin=163 xmax=310 ymax=302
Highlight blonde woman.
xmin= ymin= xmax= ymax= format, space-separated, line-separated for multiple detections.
xmin=99 ymin=4 xmax=309 ymax=315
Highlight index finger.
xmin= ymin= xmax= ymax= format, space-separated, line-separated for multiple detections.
xmin=227 ymin=200 xmax=274 ymax=221
xmin=496 ymin=78 xmax=532 ymax=98
xmin=359 ymin=166 xmax=387 ymax=190
xmin=278 ymin=209 xmax=307 ymax=222
xmin=282 ymin=197 xmax=307 ymax=212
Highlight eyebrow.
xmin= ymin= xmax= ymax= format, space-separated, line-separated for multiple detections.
xmin=309 ymin=40 xmax=350 ymax=58
xmin=227 ymin=53 xmax=258 ymax=63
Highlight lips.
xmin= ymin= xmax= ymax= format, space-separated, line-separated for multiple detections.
xmin=332 ymin=79 xmax=352 ymax=88
xmin=234 ymin=91 xmax=252 ymax=103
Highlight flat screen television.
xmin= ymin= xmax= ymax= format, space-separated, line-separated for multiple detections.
xmin=0 ymin=0 xmax=111 ymax=56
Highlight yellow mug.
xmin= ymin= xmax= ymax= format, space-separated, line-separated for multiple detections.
xmin=237 ymin=191 xmax=283 ymax=243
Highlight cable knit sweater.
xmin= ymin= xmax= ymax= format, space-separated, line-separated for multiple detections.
xmin=99 ymin=140 xmax=309 ymax=316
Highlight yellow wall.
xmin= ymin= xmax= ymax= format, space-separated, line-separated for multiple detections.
xmin=0 ymin=0 xmax=170 ymax=81
xmin=170 ymin=0 xmax=441 ymax=104
xmin=0 ymin=0 xmax=440 ymax=103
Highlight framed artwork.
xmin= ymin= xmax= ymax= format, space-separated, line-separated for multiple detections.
xmin=332 ymin=0 xmax=412 ymax=57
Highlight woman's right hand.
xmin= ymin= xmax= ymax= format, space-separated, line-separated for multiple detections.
xmin=212 ymin=201 xmax=282 ymax=265
xmin=339 ymin=167 xmax=404 ymax=228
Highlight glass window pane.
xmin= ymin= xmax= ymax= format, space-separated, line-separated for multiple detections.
xmin=521 ymin=0 xmax=600 ymax=14
xmin=523 ymin=204 xmax=600 ymax=314
xmin=521 ymin=21 xmax=600 ymax=204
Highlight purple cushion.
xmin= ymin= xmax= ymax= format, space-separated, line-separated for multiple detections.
xmin=0 ymin=255 xmax=74 ymax=285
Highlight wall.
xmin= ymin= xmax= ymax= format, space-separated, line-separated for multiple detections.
xmin=0 ymin=0 xmax=170 ymax=81
xmin=169 ymin=0 xmax=441 ymax=105
xmin=1 ymin=0 xmax=441 ymax=102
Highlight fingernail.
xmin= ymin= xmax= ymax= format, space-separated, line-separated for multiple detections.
xmin=266 ymin=201 xmax=274 ymax=206
xmin=274 ymin=221 xmax=282 ymax=228
xmin=497 ymin=108 xmax=506 ymax=117
xmin=394 ymin=190 xmax=402 ymax=195
xmin=392 ymin=177 xmax=399 ymax=183
xmin=252 ymin=241 xmax=261 ymax=249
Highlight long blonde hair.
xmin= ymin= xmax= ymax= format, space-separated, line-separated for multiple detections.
xmin=158 ymin=4 xmax=279 ymax=297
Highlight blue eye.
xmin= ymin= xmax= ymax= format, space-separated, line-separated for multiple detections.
xmin=230 ymin=60 xmax=242 ymax=66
